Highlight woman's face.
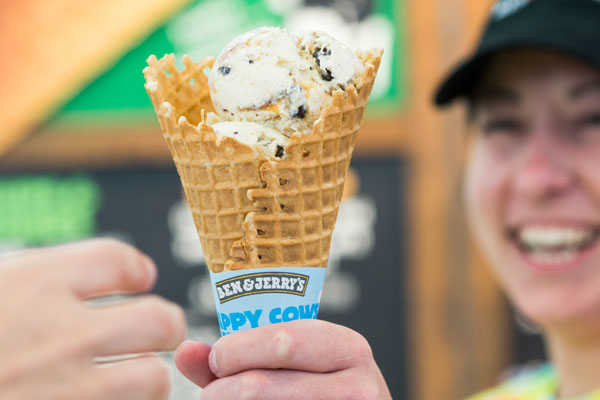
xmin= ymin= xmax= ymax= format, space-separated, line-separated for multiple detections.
xmin=465 ymin=49 xmax=600 ymax=328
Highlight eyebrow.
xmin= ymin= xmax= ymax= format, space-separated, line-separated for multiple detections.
xmin=570 ymin=79 xmax=600 ymax=99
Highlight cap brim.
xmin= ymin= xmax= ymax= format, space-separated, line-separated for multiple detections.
xmin=434 ymin=43 xmax=600 ymax=108
xmin=433 ymin=53 xmax=490 ymax=107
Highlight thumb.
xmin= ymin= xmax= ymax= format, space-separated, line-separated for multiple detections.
xmin=174 ymin=340 xmax=217 ymax=388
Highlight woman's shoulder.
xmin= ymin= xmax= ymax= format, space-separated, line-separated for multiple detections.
xmin=467 ymin=363 xmax=556 ymax=400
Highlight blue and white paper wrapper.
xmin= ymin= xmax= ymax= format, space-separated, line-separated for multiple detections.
xmin=209 ymin=267 xmax=326 ymax=336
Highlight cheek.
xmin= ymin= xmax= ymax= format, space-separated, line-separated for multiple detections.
xmin=464 ymin=147 xmax=518 ymax=288
xmin=464 ymin=148 xmax=508 ymax=238
xmin=576 ymin=152 xmax=600 ymax=199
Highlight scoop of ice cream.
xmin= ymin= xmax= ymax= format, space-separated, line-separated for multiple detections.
xmin=212 ymin=121 xmax=290 ymax=159
xmin=208 ymin=27 xmax=364 ymax=136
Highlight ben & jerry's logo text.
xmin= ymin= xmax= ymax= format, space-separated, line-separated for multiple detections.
xmin=216 ymin=272 xmax=309 ymax=304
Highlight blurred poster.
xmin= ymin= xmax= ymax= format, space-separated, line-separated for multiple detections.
xmin=43 ymin=0 xmax=406 ymax=138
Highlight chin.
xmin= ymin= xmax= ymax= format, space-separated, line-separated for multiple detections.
xmin=508 ymin=274 xmax=600 ymax=331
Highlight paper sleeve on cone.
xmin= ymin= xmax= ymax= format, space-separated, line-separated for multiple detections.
xmin=209 ymin=267 xmax=326 ymax=336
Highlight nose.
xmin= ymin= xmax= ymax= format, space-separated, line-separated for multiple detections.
xmin=514 ymin=141 xmax=574 ymax=202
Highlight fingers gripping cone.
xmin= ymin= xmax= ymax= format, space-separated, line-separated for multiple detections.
xmin=144 ymin=51 xmax=382 ymax=335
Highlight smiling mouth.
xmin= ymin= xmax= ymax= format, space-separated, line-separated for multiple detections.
xmin=508 ymin=226 xmax=600 ymax=269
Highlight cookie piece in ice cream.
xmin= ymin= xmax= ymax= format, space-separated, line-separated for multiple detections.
xmin=208 ymin=27 xmax=365 ymax=136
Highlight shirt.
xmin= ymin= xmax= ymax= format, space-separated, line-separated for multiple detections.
xmin=468 ymin=364 xmax=600 ymax=400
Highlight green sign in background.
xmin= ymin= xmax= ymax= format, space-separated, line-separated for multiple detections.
xmin=0 ymin=176 xmax=100 ymax=245
xmin=49 ymin=0 xmax=407 ymax=128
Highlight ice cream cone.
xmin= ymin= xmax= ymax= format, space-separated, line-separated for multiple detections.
xmin=145 ymin=47 xmax=381 ymax=335
xmin=144 ymin=51 xmax=381 ymax=273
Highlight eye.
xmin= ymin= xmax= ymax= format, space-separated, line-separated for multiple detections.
xmin=481 ymin=118 xmax=524 ymax=136
xmin=577 ymin=112 xmax=600 ymax=128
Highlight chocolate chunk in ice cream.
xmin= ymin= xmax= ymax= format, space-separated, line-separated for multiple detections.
xmin=218 ymin=66 xmax=231 ymax=75
xmin=321 ymin=69 xmax=334 ymax=81
xmin=292 ymin=105 xmax=306 ymax=119
xmin=275 ymin=145 xmax=285 ymax=158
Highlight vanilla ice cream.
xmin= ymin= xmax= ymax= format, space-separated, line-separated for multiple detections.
xmin=208 ymin=27 xmax=365 ymax=143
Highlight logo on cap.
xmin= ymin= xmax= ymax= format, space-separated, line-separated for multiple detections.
xmin=491 ymin=0 xmax=531 ymax=20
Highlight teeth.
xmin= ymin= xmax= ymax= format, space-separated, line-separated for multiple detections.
xmin=519 ymin=227 xmax=593 ymax=248
xmin=529 ymin=250 xmax=576 ymax=265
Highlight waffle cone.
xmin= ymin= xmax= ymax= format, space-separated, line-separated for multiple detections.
xmin=144 ymin=50 xmax=382 ymax=273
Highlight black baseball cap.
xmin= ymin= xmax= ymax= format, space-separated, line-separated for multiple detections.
xmin=434 ymin=0 xmax=600 ymax=107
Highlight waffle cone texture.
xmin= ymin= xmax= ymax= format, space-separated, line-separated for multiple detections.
xmin=144 ymin=50 xmax=382 ymax=272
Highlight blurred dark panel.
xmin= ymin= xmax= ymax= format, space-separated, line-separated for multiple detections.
xmin=0 ymin=157 xmax=409 ymax=398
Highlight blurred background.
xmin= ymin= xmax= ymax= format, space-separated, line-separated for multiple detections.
xmin=0 ymin=0 xmax=545 ymax=399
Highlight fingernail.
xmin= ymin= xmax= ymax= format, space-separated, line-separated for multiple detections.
xmin=209 ymin=347 xmax=218 ymax=376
